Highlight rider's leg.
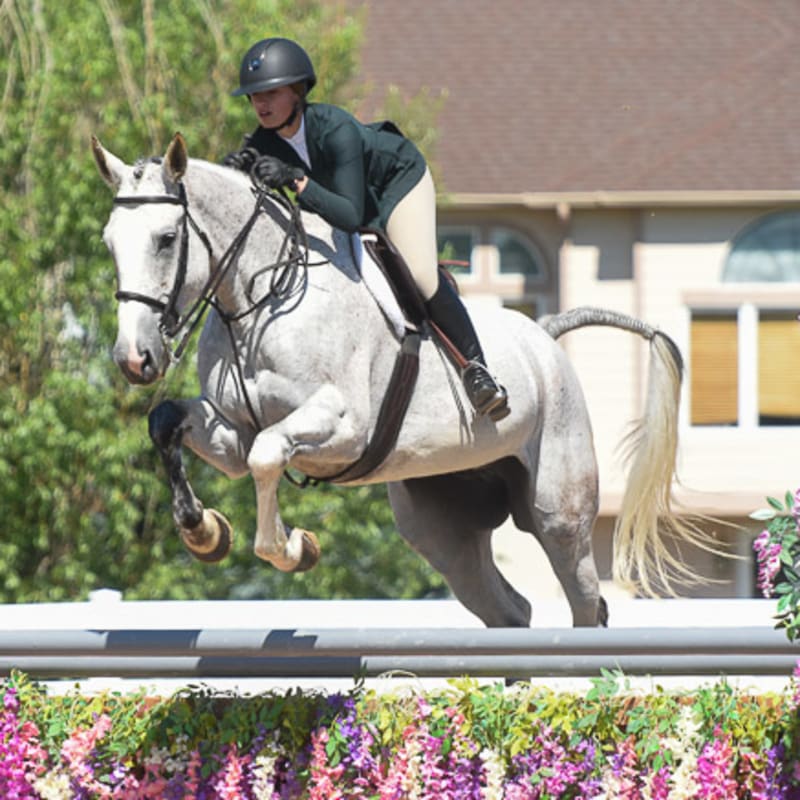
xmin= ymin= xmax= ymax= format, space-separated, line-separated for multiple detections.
xmin=386 ymin=168 xmax=509 ymax=421
xmin=425 ymin=274 xmax=509 ymax=420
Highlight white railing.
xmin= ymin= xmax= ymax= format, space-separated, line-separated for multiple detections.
xmin=0 ymin=594 xmax=793 ymax=688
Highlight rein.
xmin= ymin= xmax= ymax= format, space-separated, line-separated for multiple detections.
xmin=113 ymin=178 xmax=309 ymax=427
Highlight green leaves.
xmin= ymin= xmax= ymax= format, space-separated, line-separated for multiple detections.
xmin=0 ymin=1 xmax=445 ymax=602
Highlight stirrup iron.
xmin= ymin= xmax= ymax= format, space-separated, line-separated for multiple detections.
xmin=462 ymin=360 xmax=510 ymax=422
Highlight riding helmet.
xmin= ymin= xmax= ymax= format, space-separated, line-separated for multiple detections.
xmin=231 ymin=38 xmax=316 ymax=97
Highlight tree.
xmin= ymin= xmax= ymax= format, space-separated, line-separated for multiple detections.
xmin=0 ymin=0 xmax=446 ymax=602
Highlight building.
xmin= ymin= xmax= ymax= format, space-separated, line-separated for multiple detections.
xmin=353 ymin=0 xmax=800 ymax=598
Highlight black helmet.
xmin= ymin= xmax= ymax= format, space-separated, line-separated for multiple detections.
xmin=231 ymin=37 xmax=316 ymax=97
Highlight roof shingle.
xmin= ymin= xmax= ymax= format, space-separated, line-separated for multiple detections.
xmin=354 ymin=0 xmax=800 ymax=194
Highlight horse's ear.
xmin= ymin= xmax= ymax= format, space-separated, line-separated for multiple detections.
xmin=91 ymin=135 xmax=127 ymax=191
xmin=164 ymin=132 xmax=188 ymax=182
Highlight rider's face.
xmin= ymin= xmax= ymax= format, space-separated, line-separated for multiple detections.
xmin=250 ymin=85 xmax=298 ymax=133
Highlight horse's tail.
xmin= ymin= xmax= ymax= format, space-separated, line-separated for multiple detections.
xmin=541 ymin=306 xmax=721 ymax=597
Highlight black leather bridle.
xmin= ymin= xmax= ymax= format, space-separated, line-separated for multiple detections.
xmin=112 ymin=181 xmax=308 ymax=362
xmin=113 ymin=183 xmax=218 ymax=358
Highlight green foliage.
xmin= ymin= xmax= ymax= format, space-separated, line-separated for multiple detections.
xmin=0 ymin=1 xmax=446 ymax=602
xmin=6 ymin=670 xmax=800 ymax=796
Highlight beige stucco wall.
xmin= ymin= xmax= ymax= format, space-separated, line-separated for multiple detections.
xmin=559 ymin=206 xmax=800 ymax=519
xmin=443 ymin=201 xmax=800 ymax=599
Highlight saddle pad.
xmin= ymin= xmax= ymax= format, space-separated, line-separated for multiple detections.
xmin=351 ymin=232 xmax=407 ymax=340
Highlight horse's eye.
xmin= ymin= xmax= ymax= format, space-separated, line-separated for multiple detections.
xmin=157 ymin=231 xmax=177 ymax=252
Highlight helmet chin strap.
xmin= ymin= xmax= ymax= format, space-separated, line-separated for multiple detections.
xmin=261 ymin=99 xmax=303 ymax=133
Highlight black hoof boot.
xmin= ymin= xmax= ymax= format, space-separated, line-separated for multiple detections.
xmin=462 ymin=361 xmax=510 ymax=421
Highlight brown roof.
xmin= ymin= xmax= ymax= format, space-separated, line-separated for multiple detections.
xmin=354 ymin=0 xmax=800 ymax=196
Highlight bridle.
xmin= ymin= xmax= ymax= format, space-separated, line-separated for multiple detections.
xmin=114 ymin=183 xmax=213 ymax=351
xmin=112 ymin=180 xmax=309 ymax=362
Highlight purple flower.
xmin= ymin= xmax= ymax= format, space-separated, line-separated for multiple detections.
xmin=3 ymin=688 xmax=19 ymax=713
xmin=753 ymin=529 xmax=784 ymax=598
xmin=505 ymin=724 xmax=599 ymax=799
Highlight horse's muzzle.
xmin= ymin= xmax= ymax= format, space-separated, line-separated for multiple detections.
xmin=113 ymin=338 xmax=167 ymax=385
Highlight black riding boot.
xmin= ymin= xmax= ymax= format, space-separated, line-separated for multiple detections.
xmin=425 ymin=275 xmax=510 ymax=421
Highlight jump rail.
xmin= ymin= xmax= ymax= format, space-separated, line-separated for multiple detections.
xmin=0 ymin=626 xmax=796 ymax=679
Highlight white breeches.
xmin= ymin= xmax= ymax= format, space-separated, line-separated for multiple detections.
xmin=385 ymin=167 xmax=439 ymax=301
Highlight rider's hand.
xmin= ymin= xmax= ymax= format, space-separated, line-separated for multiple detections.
xmin=222 ymin=146 xmax=260 ymax=173
xmin=251 ymin=155 xmax=305 ymax=191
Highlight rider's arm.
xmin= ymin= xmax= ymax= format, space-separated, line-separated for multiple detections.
xmin=294 ymin=117 xmax=366 ymax=232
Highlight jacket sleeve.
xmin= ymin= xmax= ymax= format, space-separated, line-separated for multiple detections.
xmin=297 ymin=116 xmax=366 ymax=232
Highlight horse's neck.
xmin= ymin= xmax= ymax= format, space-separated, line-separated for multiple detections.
xmin=186 ymin=161 xmax=298 ymax=315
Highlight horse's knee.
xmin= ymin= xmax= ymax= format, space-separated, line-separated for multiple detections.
xmin=149 ymin=399 xmax=187 ymax=450
xmin=247 ymin=432 xmax=291 ymax=477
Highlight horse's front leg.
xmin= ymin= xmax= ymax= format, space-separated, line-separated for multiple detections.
xmin=247 ymin=385 xmax=361 ymax=573
xmin=149 ymin=398 xmax=251 ymax=562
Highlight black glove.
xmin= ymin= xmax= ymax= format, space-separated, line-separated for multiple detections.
xmin=222 ymin=146 xmax=260 ymax=173
xmin=251 ymin=155 xmax=305 ymax=190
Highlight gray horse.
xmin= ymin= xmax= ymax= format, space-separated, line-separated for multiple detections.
xmin=92 ymin=132 xmax=706 ymax=628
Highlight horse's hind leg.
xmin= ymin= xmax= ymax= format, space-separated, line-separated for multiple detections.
xmin=530 ymin=508 xmax=608 ymax=627
xmin=515 ymin=440 xmax=607 ymax=627
xmin=149 ymin=398 xmax=247 ymax=562
xmin=388 ymin=474 xmax=531 ymax=628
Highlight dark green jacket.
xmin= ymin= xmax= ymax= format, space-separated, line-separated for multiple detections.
xmin=249 ymin=103 xmax=426 ymax=232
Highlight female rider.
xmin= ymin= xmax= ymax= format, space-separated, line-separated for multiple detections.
xmin=223 ymin=37 xmax=509 ymax=422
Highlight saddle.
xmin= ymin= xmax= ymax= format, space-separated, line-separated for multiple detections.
xmin=323 ymin=230 xmax=466 ymax=484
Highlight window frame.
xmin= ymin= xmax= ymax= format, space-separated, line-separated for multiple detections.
xmin=685 ymin=289 xmax=800 ymax=429
xmin=436 ymin=222 xmax=549 ymax=314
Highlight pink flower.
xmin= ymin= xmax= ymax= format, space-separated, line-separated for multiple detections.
xmin=59 ymin=714 xmax=116 ymax=799
xmin=184 ymin=748 xmax=202 ymax=799
xmin=308 ymin=728 xmax=345 ymax=800
xmin=695 ymin=727 xmax=737 ymax=799
xmin=753 ymin=530 xmax=783 ymax=598
xmin=0 ymin=687 xmax=49 ymax=799
xmin=214 ymin=743 xmax=248 ymax=799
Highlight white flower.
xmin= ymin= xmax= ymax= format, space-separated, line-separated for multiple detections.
xmin=667 ymin=755 xmax=699 ymax=800
xmin=33 ymin=767 xmax=72 ymax=800
xmin=252 ymin=753 xmax=279 ymax=800
xmin=479 ymin=748 xmax=505 ymax=800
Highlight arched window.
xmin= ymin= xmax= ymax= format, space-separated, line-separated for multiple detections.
xmin=491 ymin=227 xmax=544 ymax=278
xmin=723 ymin=211 xmax=800 ymax=282
xmin=690 ymin=210 xmax=800 ymax=428
xmin=437 ymin=225 xmax=545 ymax=279
xmin=437 ymin=224 xmax=547 ymax=316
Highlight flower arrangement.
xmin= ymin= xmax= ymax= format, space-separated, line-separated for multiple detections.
xmin=2 ymin=668 xmax=800 ymax=799
xmin=752 ymin=489 xmax=800 ymax=641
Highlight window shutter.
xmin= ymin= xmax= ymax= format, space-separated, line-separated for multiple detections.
xmin=690 ymin=315 xmax=738 ymax=425
xmin=759 ymin=315 xmax=800 ymax=422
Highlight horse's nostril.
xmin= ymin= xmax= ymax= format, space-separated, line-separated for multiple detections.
xmin=140 ymin=348 xmax=154 ymax=377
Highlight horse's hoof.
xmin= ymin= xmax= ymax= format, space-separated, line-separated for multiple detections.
xmin=293 ymin=529 xmax=321 ymax=572
xmin=181 ymin=508 xmax=233 ymax=563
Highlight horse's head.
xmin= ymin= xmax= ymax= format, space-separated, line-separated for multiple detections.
xmin=92 ymin=132 xmax=209 ymax=384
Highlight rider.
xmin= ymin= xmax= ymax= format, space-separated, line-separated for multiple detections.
xmin=223 ymin=37 xmax=509 ymax=421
